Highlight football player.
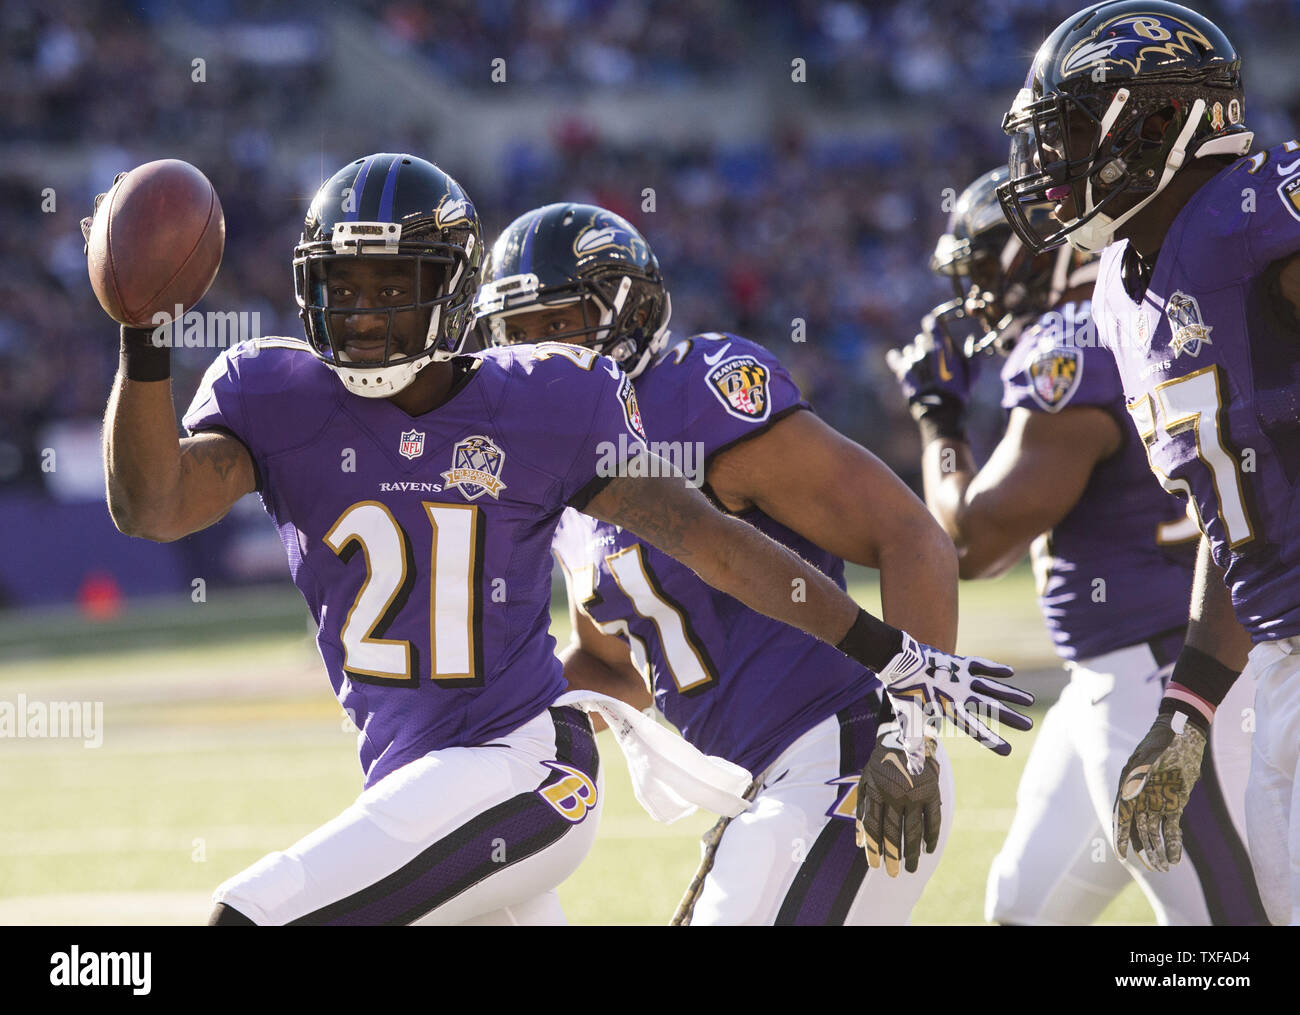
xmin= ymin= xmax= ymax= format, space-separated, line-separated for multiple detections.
xmin=890 ymin=166 xmax=1263 ymax=924
xmin=1001 ymin=0 xmax=1300 ymax=925
xmin=93 ymin=155 xmax=1024 ymax=925
xmin=473 ymin=202 xmax=1032 ymax=924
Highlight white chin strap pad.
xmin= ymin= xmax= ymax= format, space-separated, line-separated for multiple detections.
xmin=1070 ymin=98 xmax=1208 ymax=254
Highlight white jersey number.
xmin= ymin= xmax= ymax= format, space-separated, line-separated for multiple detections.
xmin=570 ymin=545 xmax=719 ymax=696
xmin=1127 ymin=366 xmax=1255 ymax=548
xmin=324 ymin=501 xmax=483 ymax=687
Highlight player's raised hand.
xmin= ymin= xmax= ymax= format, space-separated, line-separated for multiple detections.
xmin=855 ymin=719 xmax=941 ymax=877
xmin=876 ymin=633 xmax=1032 ymax=760
xmin=80 ymin=171 xmax=129 ymax=253
xmin=1113 ymin=713 xmax=1205 ymax=872
xmin=886 ymin=305 xmax=976 ymax=410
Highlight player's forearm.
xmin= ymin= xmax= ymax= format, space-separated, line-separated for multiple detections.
xmin=587 ymin=475 xmax=864 ymax=650
xmin=103 ymin=372 xmax=185 ymax=540
xmin=1184 ymin=535 xmax=1252 ymax=671
xmin=921 ymin=437 xmax=1031 ymax=581
xmin=1159 ymin=535 xmax=1251 ymax=726
xmin=920 ymin=435 xmax=975 ymax=541
xmin=560 ymin=642 xmax=653 ymax=712
xmin=876 ymin=513 xmax=958 ymax=653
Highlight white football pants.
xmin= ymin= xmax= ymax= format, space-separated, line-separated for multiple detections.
xmin=685 ymin=694 xmax=953 ymax=925
xmin=1243 ymin=636 xmax=1300 ymax=926
xmin=212 ymin=706 xmax=602 ymax=925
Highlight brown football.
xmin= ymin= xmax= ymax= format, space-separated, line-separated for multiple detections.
xmin=86 ymin=159 xmax=225 ymax=329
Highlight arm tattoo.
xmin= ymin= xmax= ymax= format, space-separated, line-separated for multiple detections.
xmin=180 ymin=436 xmax=247 ymax=485
xmin=589 ymin=475 xmax=695 ymax=559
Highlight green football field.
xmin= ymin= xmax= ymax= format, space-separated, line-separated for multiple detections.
xmin=0 ymin=565 xmax=1157 ymax=925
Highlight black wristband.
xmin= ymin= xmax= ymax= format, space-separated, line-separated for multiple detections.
xmin=1160 ymin=645 xmax=1241 ymax=734
xmin=1157 ymin=698 xmax=1211 ymax=735
xmin=120 ymin=324 xmax=171 ymax=382
xmin=835 ymin=607 xmax=905 ymax=673
xmin=910 ymin=394 xmax=967 ymax=444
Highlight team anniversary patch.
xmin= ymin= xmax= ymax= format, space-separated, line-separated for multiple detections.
xmin=618 ymin=373 xmax=647 ymax=440
xmin=441 ymin=434 xmax=507 ymax=501
xmin=1166 ymin=290 xmax=1213 ymax=358
xmin=706 ymin=354 xmax=771 ymax=421
xmin=1027 ymin=346 xmax=1083 ymax=412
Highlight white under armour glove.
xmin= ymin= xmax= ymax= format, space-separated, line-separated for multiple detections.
xmin=876 ymin=633 xmax=1033 ymax=772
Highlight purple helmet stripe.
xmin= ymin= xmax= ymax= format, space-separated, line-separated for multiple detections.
xmin=376 ymin=155 xmax=403 ymax=223
xmin=346 ymin=156 xmax=375 ymax=223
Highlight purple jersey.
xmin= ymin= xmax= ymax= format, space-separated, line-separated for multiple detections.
xmin=1001 ymin=301 xmax=1197 ymax=660
xmin=183 ymin=338 xmax=646 ymax=786
xmin=1094 ymin=140 xmax=1300 ymax=642
xmin=552 ymin=333 xmax=880 ymax=777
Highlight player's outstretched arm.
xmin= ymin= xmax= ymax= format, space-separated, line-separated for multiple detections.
xmin=922 ymin=406 xmax=1119 ymax=579
xmin=560 ymin=595 xmax=653 ymax=712
xmin=706 ymin=408 xmax=958 ymax=652
xmin=584 ymin=470 xmax=1033 ymax=758
xmin=1113 ymin=535 xmax=1249 ymax=870
xmin=103 ymin=350 xmax=255 ymax=542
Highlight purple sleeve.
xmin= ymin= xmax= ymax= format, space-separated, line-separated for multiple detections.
xmin=493 ymin=347 xmax=647 ymax=510
xmin=1246 ymin=165 xmax=1300 ymax=271
xmin=1001 ymin=304 xmax=1121 ymax=415
xmin=183 ymin=346 xmax=249 ymax=438
xmin=672 ymin=333 xmax=811 ymax=457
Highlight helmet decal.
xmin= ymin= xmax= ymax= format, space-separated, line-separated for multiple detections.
xmin=573 ymin=214 xmax=649 ymax=260
xmin=1060 ymin=13 xmax=1214 ymax=78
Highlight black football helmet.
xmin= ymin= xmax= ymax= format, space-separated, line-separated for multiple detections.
xmin=472 ymin=203 xmax=670 ymax=378
xmin=998 ymin=0 xmax=1253 ymax=254
xmin=931 ymin=166 xmax=1095 ymax=355
xmin=293 ymin=153 xmax=482 ymax=397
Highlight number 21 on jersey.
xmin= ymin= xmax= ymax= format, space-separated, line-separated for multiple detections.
xmin=323 ymin=500 xmax=485 ymax=688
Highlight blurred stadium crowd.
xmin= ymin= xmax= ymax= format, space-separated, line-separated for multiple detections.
xmin=2 ymin=0 xmax=1298 ymax=606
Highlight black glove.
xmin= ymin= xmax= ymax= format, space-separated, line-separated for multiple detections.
xmin=855 ymin=720 xmax=941 ymax=876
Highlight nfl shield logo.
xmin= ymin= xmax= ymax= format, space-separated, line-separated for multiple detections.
xmin=441 ymin=435 xmax=508 ymax=501
xmin=399 ymin=429 xmax=425 ymax=460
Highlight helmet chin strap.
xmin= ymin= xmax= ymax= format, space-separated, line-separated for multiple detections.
xmin=1068 ymin=97 xmax=1207 ymax=254
xmin=623 ymin=291 xmax=672 ymax=380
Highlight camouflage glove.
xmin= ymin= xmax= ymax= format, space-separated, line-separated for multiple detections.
xmin=855 ymin=720 xmax=941 ymax=877
xmin=1113 ymin=713 xmax=1206 ymax=872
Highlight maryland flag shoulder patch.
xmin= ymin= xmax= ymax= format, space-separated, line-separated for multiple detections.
xmin=706 ymin=354 xmax=771 ymax=422
xmin=1027 ymin=346 xmax=1083 ymax=413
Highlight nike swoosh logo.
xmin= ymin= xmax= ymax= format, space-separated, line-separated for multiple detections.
xmin=603 ymin=360 xmax=622 ymax=380
xmin=1279 ymin=159 xmax=1300 ymax=176
xmin=702 ymin=343 xmax=732 ymax=366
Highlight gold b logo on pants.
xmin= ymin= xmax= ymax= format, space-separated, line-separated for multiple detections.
xmin=539 ymin=762 xmax=598 ymax=822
